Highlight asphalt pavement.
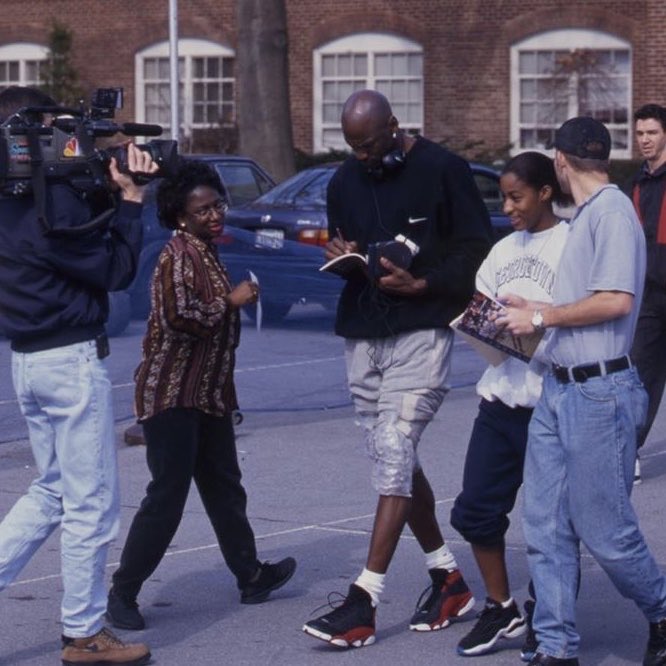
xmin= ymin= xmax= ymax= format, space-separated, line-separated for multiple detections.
xmin=1 ymin=314 xmax=666 ymax=665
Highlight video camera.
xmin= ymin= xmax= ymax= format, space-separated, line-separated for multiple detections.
xmin=0 ymin=87 xmax=177 ymax=194
xmin=0 ymin=87 xmax=178 ymax=234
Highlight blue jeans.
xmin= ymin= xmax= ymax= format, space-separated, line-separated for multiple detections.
xmin=0 ymin=340 xmax=119 ymax=638
xmin=523 ymin=368 xmax=666 ymax=659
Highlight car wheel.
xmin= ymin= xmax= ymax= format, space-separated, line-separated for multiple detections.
xmin=106 ymin=291 xmax=132 ymax=337
xmin=243 ymin=301 xmax=292 ymax=324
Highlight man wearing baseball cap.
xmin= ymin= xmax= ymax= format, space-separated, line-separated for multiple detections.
xmin=496 ymin=116 xmax=666 ymax=665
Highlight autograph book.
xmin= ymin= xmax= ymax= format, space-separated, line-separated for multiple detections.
xmin=449 ymin=291 xmax=544 ymax=365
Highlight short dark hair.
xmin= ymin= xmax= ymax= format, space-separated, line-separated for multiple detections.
xmin=0 ymin=86 xmax=56 ymax=124
xmin=157 ymin=159 xmax=227 ymax=230
xmin=501 ymin=151 xmax=568 ymax=207
xmin=563 ymin=153 xmax=610 ymax=175
xmin=634 ymin=104 xmax=666 ymax=131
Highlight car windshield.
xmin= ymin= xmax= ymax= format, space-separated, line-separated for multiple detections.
xmin=252 ymin=168 xmax=333 ymax=207
xmin=215 ymin=163 xmax=273 ymax=206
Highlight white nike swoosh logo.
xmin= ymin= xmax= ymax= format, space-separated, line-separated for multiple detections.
xmin=408 ymin=217 xmax=427 ymax=224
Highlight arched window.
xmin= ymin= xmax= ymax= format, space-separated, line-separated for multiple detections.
xmin=511 ymin=29 xmax=631 ymax=158
xmin=313 ymin=33 xmax=423 ymax=152
xmin=135 ymin=39 xmax=235 ymax=138
xmin=0 ymin=43 xmax=48 ymax=91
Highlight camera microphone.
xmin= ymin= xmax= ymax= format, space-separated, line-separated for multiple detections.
xmin=120 ymin=123 xmax=163 ymax=137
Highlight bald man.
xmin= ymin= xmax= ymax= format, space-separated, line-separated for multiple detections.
xmin=302 ymin=90 xmax=494 ymax=648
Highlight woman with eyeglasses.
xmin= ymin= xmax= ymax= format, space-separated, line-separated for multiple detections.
xmin=106 ymin=159 xmax=296 ymax=631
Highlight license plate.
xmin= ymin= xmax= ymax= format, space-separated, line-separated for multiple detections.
xmin=255 ymin=228 xmax=284 ymax=249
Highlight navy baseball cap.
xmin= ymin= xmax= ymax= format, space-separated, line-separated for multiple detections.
xmin=554 ymin=117 xmax=611 ymax=160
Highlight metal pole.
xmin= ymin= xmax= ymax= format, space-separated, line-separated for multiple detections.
xmin=168 ymin=0 xmax=179 ymax=141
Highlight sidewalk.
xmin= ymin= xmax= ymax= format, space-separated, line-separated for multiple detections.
xmin=1 ymin=383 xmax=666 ymax=665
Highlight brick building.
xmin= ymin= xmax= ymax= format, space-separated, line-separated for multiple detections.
xmin=0 ymin=0 xmax=663 ymax=161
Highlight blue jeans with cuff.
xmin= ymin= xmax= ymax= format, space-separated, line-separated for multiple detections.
xmin=523 ymin=368 xmax=666 ymax=659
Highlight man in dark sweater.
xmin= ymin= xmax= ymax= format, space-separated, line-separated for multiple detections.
xmin=303 ymin=90 xmax=493 ymax=648
xmin=630 ymin=103 xmax=666 ymax=483
xmin=0 ymin=86 xmax=155 ymax=666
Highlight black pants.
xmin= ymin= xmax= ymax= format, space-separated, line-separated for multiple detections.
xmin=112 ymin=408 xmax=259 ymax=600
xmin=631 ymin=283 xmax=666 ymax=449
xmin=451 ymin=398 xmax=532 ymax=546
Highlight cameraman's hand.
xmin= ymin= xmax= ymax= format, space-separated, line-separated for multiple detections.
xmin=377 ymin=258 xmax=428 ymax=296
xmin=109 ymin=143 xmax=159 ymax=203
xmin=227 ymin=280 xmax=259 ymax=308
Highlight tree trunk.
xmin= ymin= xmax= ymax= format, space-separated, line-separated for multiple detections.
xmin=235 ymin=0 xmax=295 ymax=183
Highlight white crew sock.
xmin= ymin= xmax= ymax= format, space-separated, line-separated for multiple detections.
xmin=501 ymin=597 xmax=515 ymax=609
xmin=354 ymin=568 xmax=384 ymax=607
xmin=425 ymin=544 xmax=458 ymax=572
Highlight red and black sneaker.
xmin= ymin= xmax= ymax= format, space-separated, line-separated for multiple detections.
xmin=409 ymin=568 xmax=475 ymax=631
xmin=303 ymin=583 xmax=376 ymax=648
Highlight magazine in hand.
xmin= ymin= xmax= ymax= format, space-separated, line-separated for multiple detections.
xmin=449 ymin=291 xmax=544 ymax=365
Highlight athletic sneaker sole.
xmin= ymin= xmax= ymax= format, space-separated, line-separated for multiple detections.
xmin=302 ymin=623 xmax=376 ymax=648
xmin=457 ymin=616 xmax=527 ymax=656
xmin=409 ymin=594 xmax=476 ymax=631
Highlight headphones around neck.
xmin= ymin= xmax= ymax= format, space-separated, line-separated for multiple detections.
xmin=369 ymin=131 xmax=407 ymax=179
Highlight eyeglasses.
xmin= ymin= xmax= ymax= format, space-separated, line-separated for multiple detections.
xmin=188 ymin=199 xmax=228 ymax=221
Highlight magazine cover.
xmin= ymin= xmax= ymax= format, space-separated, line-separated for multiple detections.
xmin=450 ymin=291 xmax=544 ymax=365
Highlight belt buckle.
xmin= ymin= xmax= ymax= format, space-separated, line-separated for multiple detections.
xmin=571 ymin=366 xmax=588 ymax=383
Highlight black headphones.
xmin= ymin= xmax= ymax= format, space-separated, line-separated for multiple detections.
xmin=369 ymin=131 xmax=406 ymax=179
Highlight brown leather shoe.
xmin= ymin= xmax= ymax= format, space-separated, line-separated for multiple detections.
xmin=61 ymin=627 xmax=150 ymax=665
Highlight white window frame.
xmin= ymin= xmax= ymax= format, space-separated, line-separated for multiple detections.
xmin=0 ymin=43 xmax=48 ymax=90
xmin=510 ymin=29 xmax=632 ymax=159
xmin=135 ymin=39 xmax=235 ymax=139
xmin=313 ymin=33 xmax=423 ymax=153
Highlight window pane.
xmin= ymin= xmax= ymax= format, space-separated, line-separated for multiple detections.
xmin=207 ymin=57 xmax=220 ymax=78
xmin=537 ymin=51 xmax=554 ymax=74
xmin=159 ymin=58 xmax=171 ymax=79
xmin=408 ymin=53 xmax=422 ymax=76
xmin=322 ymin=54 xmax=335 ymax=77
xmin=144 ymin=58 xmax=157 ymax=79
xmin=391 ymin=53 xmax=407 ymax=76
xmin=520 ymin=102 xmax=536 ymax=124
xmin=193 ymin=57 xmax=204 ymax=78
xmin=406 ymin=104 xmax=421 ymax=123
xmin=338 ymin=54 xmax=351 ymax=76
xmin=222 ymin=58 xmax=234 ymax=78
xmin=520 ymin=128 xmax=535 ymax=147
xmin=519 ymin=52 xmax=537 ymax=75
xmin=520 ymin=79 xmax=536 ymax=99
xmin=375 ymin=53 xmax=390 ymax=76
xmin=222 ymin=81 xmax=233 ymax=100
xmin=614 ymin=50 xmax=630 ymax=73
xmin=323 ymin=103 xmax=339 ymax=122
xmin=353 ymin=54 xmax=367 ymax=76
xmin=408 ymin=80 xmax=421 ymax=99
xmin=391 ymin=80 xmax=407 ymax=101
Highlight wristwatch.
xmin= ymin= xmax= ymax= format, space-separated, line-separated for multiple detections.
xmin=531 ymin=310 xmax=545 ymax=332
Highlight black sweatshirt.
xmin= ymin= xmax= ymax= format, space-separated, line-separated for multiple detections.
xmin=0 ymin=183 xmax=143 ymax=351
xmin=327 ymin=136 xmax=493 ymax=339
xmin=633 ymin=161 xmax=666 ymax=288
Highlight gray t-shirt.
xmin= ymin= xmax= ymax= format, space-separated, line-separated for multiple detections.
xmin=544 ymin=184 xmax=646 ymax=367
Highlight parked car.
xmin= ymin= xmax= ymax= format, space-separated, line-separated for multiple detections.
xmin=218 ymin=161 xmax=511 ymax=323
xmin=226 ymin=161 xmax=510 ymax=248
xmin=105 ymin=154 xmax=276 ymax=334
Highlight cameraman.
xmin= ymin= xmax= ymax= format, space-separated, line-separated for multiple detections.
xmin=0 ymin=86 xmax=154 ymax=666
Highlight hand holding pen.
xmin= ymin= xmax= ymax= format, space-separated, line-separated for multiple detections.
xmin=324 ymin=227 xmax=358 ymax=261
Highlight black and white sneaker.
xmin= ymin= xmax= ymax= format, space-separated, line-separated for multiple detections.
xmin=302 ymin=584 xmax=376 ymax=648
xmin=457 ymin=597 xmax=526 ymax=656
